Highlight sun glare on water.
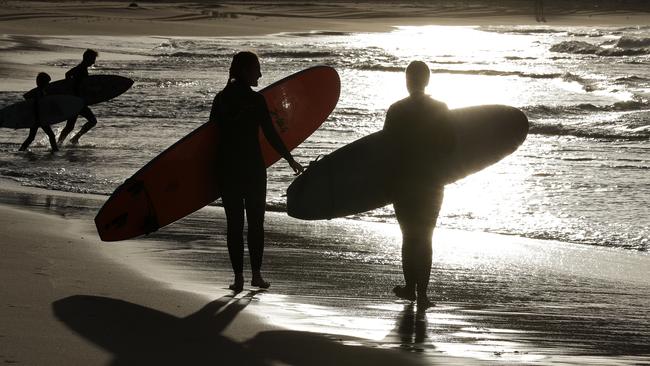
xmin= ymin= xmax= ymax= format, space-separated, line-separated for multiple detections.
xmin=337 ymin=26 xmax=538 ymax=231
xmin=345 ymin=26 xmax=543 ymax=108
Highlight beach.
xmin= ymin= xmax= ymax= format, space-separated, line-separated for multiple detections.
xmin=1 ymin=1 xmax=650 ymax=365
xmin=0 ymin=181 xmax=455 ymax=366
xmin=1 ymin=179 xmax=649 ymax=365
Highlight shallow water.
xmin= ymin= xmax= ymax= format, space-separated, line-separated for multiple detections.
xmin=1 ymin=25 xmax=648 ymax=251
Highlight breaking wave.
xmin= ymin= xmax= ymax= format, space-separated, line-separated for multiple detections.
xmin=259 ymin=50 xmax=336 ymax=58
xmin=523 ymin=99 xmax=650 ymax=117
xmin=528 ymin=122 xmax=649 ymax=140
xmin=550 ymin=40 xmax=650 ymax=56
xmin=616 ymin=36 xmax=650 ymax=48
xmin=352 ymin=64 xmax=565 ymax=79
xmin=479 ymin=26 xmax=565 ymax=35
xmin=280 ymin=31 xmax=352 ymax=37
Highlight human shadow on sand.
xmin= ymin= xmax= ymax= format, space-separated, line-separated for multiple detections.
xmin=390 ymin=304 xmax=429 ymax=350
xmin=52 ymin=292 xmax=432 ymax=366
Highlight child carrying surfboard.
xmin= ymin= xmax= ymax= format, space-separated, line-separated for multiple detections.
xmin=20 ymin=72 xmax=58 ymax=152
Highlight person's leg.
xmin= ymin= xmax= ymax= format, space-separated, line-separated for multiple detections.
xmin=222 ymin=190 xmax=245 ymax=292
xmin=58 ymin=116 xmax=77 ymax=144
xmin=245 ymin=175 xmax=269 ymax=288
xmin=393 ymin=186 xmax=443 ymax=307
xmin=412 ymin=187 xmax=443 ymax=308
xmin=19 ymin=126 xmax=38 ymax=151
xmin=70 ymin=107 xmax=97 ymax=144
xmin=41 ymin=125 xmax=58 ymax=152
xmin=393 ymin=198 xmax=418 ymax=301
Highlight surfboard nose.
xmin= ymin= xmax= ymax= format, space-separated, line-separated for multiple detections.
xmin=287 ymin=167 xmax=326 ymax=220
xmin=502 ymin=105 xmax=529 ymax=145
xmin=286 ymin=180 xmax=304 ymax=219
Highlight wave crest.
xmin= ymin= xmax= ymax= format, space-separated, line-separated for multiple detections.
xmin=529 ymin=122 xmax=649 ymax=140
xmin=523 ymin=99 xmax=650 ymax=116
xmin=616 ymin=36 xmax=650 ymax=48
xmin=550 ymin=40 xmax=650 ymax=56
xmin=260 ymin=50 xmax=336 ymax=58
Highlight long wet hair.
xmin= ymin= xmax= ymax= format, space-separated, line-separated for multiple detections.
xmin=228 ymin=51 xmax=259 ymax=85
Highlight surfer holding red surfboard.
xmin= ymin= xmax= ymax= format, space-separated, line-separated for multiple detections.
xmin=210 ymin=51 xmax=304 ymax=293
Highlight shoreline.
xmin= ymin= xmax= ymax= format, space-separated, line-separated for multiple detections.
xmin=1 ymin=0 xmax=649 ymax=91
xmin=1 ymin=179 xmax=649 ymax=364
xmin=0 ymin=182 xmax=463 ymax=365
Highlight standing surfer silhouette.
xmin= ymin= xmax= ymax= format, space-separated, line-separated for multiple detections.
xmin=384 ymin=61 xmax=455 ymax=309
xmin=210 ymin=51 xmax=304 ymax=292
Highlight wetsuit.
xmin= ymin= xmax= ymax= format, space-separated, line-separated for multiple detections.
xmin=20 ymin=87 xmax=57 ymax=151
xmin=209 ymin=80 xmax=291 ymax=275
xmin=59 ymin=63 xmax=97 ymax=141
xmin=383 ymin=94 xmax=454 ymax=296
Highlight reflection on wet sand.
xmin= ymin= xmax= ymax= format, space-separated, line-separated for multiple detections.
xmin=2 ymin=183 xmax=649 ymax=364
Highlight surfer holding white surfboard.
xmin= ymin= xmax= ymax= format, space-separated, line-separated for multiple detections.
xmin=210 ymin=51 xmax=304 ymax=292
xmin=385 ymin=61 xmax=455 ymax=310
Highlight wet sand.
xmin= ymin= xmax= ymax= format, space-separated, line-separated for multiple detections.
xmin=0 ymin=180 xmax=476 ymax=365
xmin=1 ymin=180 xmax=648 ymax=364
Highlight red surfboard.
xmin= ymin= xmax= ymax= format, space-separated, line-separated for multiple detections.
xmin=95 ymin=66 xmax=340 ymax=241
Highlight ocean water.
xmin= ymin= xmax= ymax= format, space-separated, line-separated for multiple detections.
xmin=0 ymin=25 xmax=649 ymax=252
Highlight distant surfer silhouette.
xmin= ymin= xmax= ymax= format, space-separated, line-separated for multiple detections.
xmin=58 ymin=49 xmax=98 ymax=145
xmin=20 ymin=72 xmax=58 ymax=152
xmin=210 ymin=51 xmax=304 ymax=292
xmin=535 ymin=0 xmax=546 ymax=22
xmin=384 ymin=61 xmax=454 ymax=309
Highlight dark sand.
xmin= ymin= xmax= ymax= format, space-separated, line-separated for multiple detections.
xmin=1 ymin=180 xmax=648 ymax=364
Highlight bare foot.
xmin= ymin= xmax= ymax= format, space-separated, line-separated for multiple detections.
xmin=416 ymin=295 xmax=434 ymax=310
xmin=229 ymin=275 xmax=244 ymax=293
xmin=393 ymin=285 xmax=416 ymax=302
xmin=251 ymin=277 xmax=270 ymax=289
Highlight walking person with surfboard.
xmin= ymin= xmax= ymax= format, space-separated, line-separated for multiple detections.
xmin=210 ymin=51 xmax=304 ymax=292
xmin=385 ymin=61 xmax=455 ymax=310
xmin=58 ymin=49 xmax=99 ymax=145
xmin=19 ymin=72 xmax=58 ymax=152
